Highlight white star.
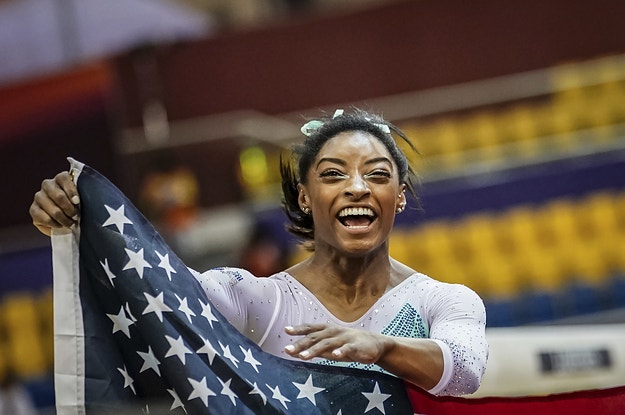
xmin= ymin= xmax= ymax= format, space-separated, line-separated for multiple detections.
xmin=142 ymin=291 xmax=172 ymax=322
xmin=106 ymin=306 xmax=134 ymax=338
xmin=124 ymin=302 xmax=137 ymax=322
xmin=167 ymin=388 xmax=186 ymax=413
xmin=362 ymin=382 xmax=391 ymax=414
xmin=123 ymin=248 xmax=152 ymax=279
xmin=137 ymin=346 xmax=161 ymax=376
xmin=100 ymin=258 xmax=117 ymax=287
xmin=266 ymin=384 xmax=290 ymax=409
xmin=197 ymin=336 xmax=218 ymax=364
xmin=293 ymin=374 xmax=324 ymax=406
xmin=219 ymin=341 xmax=239 ymax=368
xmin=219 ymin=378 xmax=238 ymax=406
xmin=239 ymin=346 xmax=262 ymax=373
xmin=175 ymin=294 xmax=196 ymax=323
xmin=199 ymin=299 xmax=219 ymax=328
xmin=187 ymin=377 xmax=216 ymax=407
xmin=117 ymin=365 xmax=136 ymax=395
xmin=164 ymin=335 xmax=193 ymax=365
xmin=249 ymin=382 xmax=267 ymax=405
xmin=156 ymin=251 xmax=176 ymax=281
xmin=102 ymin=204 xmax=132 ymax=234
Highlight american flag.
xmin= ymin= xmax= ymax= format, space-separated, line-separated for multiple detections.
xmin=51 ymin=159 xmax=418 ymax=415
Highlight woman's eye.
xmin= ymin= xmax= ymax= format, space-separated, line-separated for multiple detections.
xmin=320 ymin=170 xmax=345 ymax=178
xmin=366 ymin=170 xmax=391 ymax=179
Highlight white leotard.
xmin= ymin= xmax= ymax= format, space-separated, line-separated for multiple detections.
xmin=192 ymin=267 xmax=488 ymax=396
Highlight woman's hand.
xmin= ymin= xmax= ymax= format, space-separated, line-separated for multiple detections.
xmin=284 ymin=324 xmax=391 ymax=364
xmin=284 ymin=323 xmax=444 ymax=391
xmin=29 ymin=171 xmax=80 ymax=236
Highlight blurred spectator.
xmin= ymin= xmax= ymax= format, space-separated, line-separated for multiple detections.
xmin=138 ymin=153 xmax=200 ymax=234
xmin=239 ymin=224 xmax=290 ymax=277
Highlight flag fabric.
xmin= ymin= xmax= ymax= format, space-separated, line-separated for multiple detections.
xmin=405 ymin=383 xmax=625 ymax=415
xmin=52 ymin=158 xmax=625 ymax=415
xmin=52 ymin=158 xmax=417 ymax=415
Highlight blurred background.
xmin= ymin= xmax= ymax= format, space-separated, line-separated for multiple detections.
xmin=1 ymin=0 xmax=625 ymax=412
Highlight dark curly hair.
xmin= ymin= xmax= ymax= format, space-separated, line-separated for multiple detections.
xmin=281 ymin=108 xmax=421 ymax=248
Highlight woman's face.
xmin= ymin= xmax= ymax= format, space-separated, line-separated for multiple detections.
xmin=298 ymin=131 xmax=406 ymax=256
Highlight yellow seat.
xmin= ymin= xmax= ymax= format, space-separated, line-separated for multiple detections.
xmin=38 ymin=289 xmax=54 ymax=369
xmin=388 ymin=231 xmax=411 ymax=266
xmin=411 ymin=221 xmax=468 ymax=285
xmin=0 ymin=337 xmax=7 ymax=382
xmin=565 ymin=241 xmax=611 ymax=286
xmin=470 ymin=254 xmax=521 ymax=299
xmin=451 ymin=213 xmax=499 ymax=266
xmin=427 ymin=118 xmax=465 ymax=169
xmin=0 ymin=293 xmax=47 ymax=378
xmin=611 ymin=191 xmax=625 ymax=234
xmin=579 ymin=191 xmax=618 ymax=241
xmin=426 ymin=254 xmax=472 ymax=288
xmin=534 ymin=198 xmax=580 ymax=250
xmin=517 ymin=248 xmax=569 ymax=293
xmin=457 ymin=112 xmax=501 ymax=162
xmin=494 ymin=205 xmax=538 ymax=258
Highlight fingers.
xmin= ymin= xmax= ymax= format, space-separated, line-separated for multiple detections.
xmin=30 ymin=172 xmax=80 ymax=236
xmin=284 ymin=324 xmax=353 ymax=362
xmin=285 ymin=324 xmax=366 ymax=363
xmin=285 ymin=324 xmax=387 ymax=364
xmin=55 ymin=170 xmax=80 ymax=205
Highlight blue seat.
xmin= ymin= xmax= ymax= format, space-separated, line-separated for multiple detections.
xmin=484 ymin=298 xmax=519 ymax=327
xmin=518 ymin=290 xmax=560 ymax=323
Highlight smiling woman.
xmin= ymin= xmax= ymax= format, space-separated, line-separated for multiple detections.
xmin=29 ymin=107 xmax=488 ymax=397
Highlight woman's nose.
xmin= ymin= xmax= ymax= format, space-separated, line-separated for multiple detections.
xmin=344 ymin=174 xmax=370 ymax=198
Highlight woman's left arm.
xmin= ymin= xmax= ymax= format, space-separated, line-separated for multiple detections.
xmin=284 ymin=283 xmax=487 ymax=396
xmin=284 ymin=325 xmax=446 ymax=392
xmin=418 ymin=283 xmax=488 ymax=395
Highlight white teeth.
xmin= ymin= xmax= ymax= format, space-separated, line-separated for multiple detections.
xmin=338 ymin=207 xmax=374 ymax=217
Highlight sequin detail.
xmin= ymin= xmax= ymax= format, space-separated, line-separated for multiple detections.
xmin=317 ymin=303 xmax=428 ymax=372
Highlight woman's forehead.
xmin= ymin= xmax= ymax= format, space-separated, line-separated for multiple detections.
xmin=316 ymin=131 xmax=391 ymax=159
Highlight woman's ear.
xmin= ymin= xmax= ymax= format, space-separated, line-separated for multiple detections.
xmin=396 ymin=185 xmax=407 ymax=213
xmin=297 ymin=183 xmax=310 ymax=213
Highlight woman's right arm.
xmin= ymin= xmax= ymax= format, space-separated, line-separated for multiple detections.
xmin=31 ymin=172 xmax=284 ymax=350
xmin=30 ymin=171 xmax=81 ymax=236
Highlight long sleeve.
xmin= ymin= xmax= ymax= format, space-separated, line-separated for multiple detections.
xmin=190 ymin=267 xmax=282 ymax=345
xmin=424 ymin=282 xmax=488 ymax=396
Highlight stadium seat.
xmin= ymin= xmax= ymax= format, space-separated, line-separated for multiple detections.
xmin=608 ymin=274 xmax=625 ymax=307
xmin=484 ymin=298 xmax=519 ymax=327
xmin=519 ymin=290 xmax=560 ymax=323
xmin=37 ymin=289 xmax=54 ymax=369
xmin=388 ymin=231 xmax=411 ymax=266
xmin=494 ymin=205 xmax=538 ymax=258
xmin=477 ymin=255 xmax=521 ymax=299
xmin=0 ymin=293 xmax=47 ymax=378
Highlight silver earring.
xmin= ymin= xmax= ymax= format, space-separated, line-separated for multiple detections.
xmin=302 ymin=207 xmax=311 ymax=215
xmin=396 ymin=204 xmax=405 ymax=213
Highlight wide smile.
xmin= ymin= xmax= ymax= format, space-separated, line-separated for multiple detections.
xmin=336 ymin=207 xmax=377 ymax=231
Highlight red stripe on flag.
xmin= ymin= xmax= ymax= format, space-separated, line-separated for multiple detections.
xmin=406 ymin=383 xmax=625 ymax=415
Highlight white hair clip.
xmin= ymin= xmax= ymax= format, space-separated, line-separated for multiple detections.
xmin=300 ymin=120 xmax=324 ymax=137
xmin=374 ymin=122 xmax=391 ymax=134
xmin=300 ymin=109 xmax=345 ymax=137
xmin=299 ymin=109 xmax=390 ymax=137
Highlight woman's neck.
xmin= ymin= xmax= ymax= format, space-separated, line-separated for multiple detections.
xmin=286 ymin=246 xmax=416 ymax=321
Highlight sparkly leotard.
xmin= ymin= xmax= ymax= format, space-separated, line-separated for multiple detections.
xmin=192 ymin=267 xmax=488 ymax=396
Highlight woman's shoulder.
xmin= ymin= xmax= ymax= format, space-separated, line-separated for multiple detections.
xmin=193 ymin=266 xmax=273 ymax=286
xmin=194 ymin=266 xmax=254 ymax=278
xmin=409 ymin=272 xmax=483 ymax=301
